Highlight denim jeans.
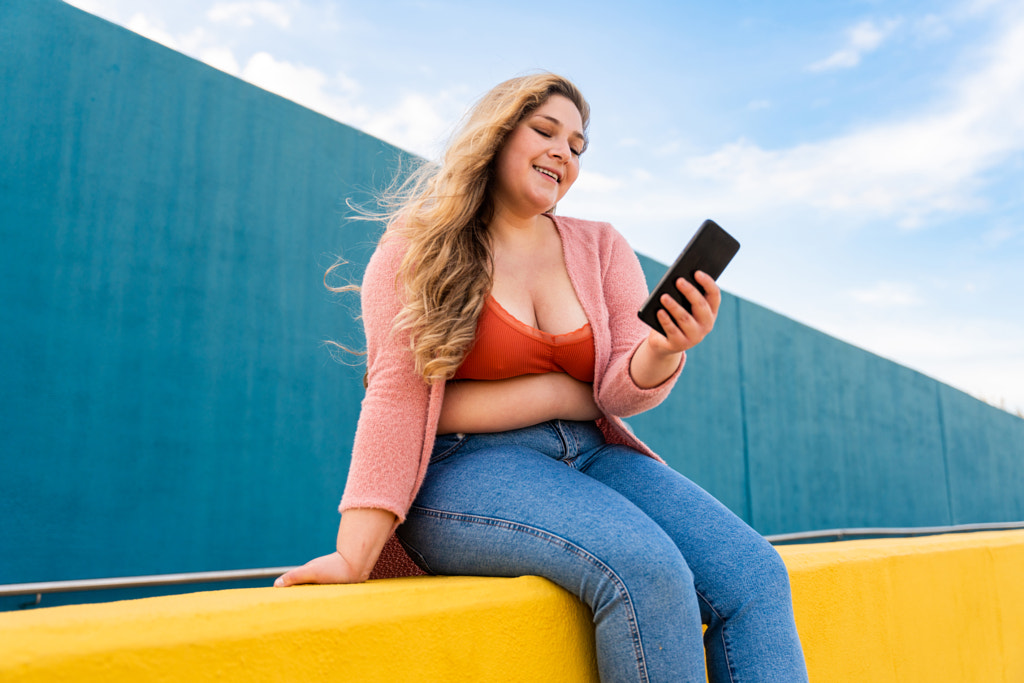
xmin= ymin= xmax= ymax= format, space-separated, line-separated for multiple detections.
xmin=396 ymin=420 xmax=808 ymax=683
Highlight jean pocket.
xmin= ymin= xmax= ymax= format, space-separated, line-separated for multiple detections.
xmin=430 ymin=432 xmax=468 ymax=464
xmin=394 ymin=528 xmax=435 ymax=575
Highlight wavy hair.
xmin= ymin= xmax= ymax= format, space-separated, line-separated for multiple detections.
xmin=377 ymin=73 xmax=590 ymax=384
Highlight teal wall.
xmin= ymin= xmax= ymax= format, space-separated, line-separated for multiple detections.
xmin=2 ymin=0 xmax=1022 ymax=604
xmin=1 ymin=0 xmax=393 ymax=594
xmin=630 ymin=275 xmax=1024 ymax=535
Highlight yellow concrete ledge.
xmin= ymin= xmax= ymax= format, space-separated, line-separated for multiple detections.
xmin=0 ymin=575 xmax=597 ymax=682
xmin=784 ymin=529 xmax=1024 ymax=682
xmin=1 ymin=529 xmax=1022 ymax=682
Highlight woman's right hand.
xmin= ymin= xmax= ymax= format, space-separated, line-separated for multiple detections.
xmin=274 ymin=551 xmax=362 ymax=587
xmin=275 ymin=508 xmax=397 ymax=587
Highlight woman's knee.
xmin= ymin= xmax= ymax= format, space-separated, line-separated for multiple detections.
xmin=716 ymin=537 xmax=794 ymax=622
xmin=747 ymin=537 xmax=792 ymax=595
xmin=695 ymin=533 xmax=794 ymax=624
xmin=579 ymin=531 xmax=697 ymax=618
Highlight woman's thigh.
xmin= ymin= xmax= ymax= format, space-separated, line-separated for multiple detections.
xmin=578 ymin=447 xmax=791 ymax=621
xmin=396 ymin=428 xmax=708 ymax=682
xmin=399 ymin=431 xmax=690 ymax=584
xmin=579 ymin=445 xmax=809 ymax=683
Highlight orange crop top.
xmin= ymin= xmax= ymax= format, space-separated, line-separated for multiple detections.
xmin=453 ymin=295 xmax=595 ymax=382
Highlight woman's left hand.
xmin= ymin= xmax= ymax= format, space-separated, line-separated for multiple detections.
xmin=629 ymin=271 xmax=721 ymax=389
xmin=646 ymin=271 xmax=721 ymax=355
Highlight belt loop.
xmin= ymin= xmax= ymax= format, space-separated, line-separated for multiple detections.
xmin=562 ymin=420 xmax=580 ymax=459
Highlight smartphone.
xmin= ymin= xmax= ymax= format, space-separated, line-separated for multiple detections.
xmin=637 ymin=219 xmax=740 ymax=336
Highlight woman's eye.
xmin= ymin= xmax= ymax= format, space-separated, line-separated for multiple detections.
xmin=570 ymin=147 xmax=583 ymax=157
xmin=534 ymin=128 xmax=552 ymax=138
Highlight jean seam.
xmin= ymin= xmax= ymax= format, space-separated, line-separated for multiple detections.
xmin=547 ymin=420 xmax=570 ymax=460
xmin=408 ymin=505 xmax=651 ymax=683
xmin=564 ymin=421 xmax=580 ymax=457
xmin=697 ymin=589 xmax=737 ymax=683
xmin=394 ymin=533 xmax=435 ymax=575
xmin=429 ymin=434 xmax=468 ymax=465
xmin=552 ymin=420 xmax=583 ymax=469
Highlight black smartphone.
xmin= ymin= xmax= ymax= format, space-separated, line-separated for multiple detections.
xmin=637 ymin=219 xmax=740 ymax=336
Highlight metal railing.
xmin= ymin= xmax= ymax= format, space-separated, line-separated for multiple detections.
xmin=0 ymin=567 xmax=295 ymax=605
xmin=764 ymin=520 xmax=1024 ymax=544
xmin=3 ymin=521 xmax=1023 ymax=604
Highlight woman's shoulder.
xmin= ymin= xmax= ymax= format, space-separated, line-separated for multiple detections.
xmin=551 ymin=214 xmax=632 ymax=254
xmin=366 ymin=227 xmax=409 ymax=271
xmin=551 ymin=213 xmax=616 ymax=233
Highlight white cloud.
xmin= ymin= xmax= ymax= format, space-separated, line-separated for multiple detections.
xmin=62 ymin=0 xmax=115 ymax=16
xmin=207 ymin=1 xmax=292 ymax=29
xmin=126 ymin=13 xmax=180 ymax=50
xmin=847 ymin=281 xmax=922 ymax=307
xmin=808 ymin=19 xmax=901 ymax=72
xmin=360 ymin=92 xmax=455 ymax=159
xmin=199 ymin=46 xmax=241 ymax=76
xmin=232 ymin=52 xmax=460 ymax=157
xmin=573 ymin=171 xmax=624 ymax=194
xmin=982 ymin=225 xmax=1019 ymax=247
xmin=913 ymin=14 xmax=953 ymax=42
xmin=122 ymin=12 xmax=210 ymax=57
xmin=571 ymin=9 xmax=1024 ymax=235
xmin=240 ymin=52 xmax=368 ymax=125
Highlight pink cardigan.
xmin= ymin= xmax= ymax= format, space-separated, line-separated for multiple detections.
xmin=340 ymin=215 xmax=685 ymax=526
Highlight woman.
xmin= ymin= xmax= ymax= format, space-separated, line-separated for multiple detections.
xmin=276 ymin=73 xmax=808 ymax=683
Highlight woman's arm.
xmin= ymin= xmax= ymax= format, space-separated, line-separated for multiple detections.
xmin=590 ymin=225 xmax=693 ymax=416
xmin=438 ymin=373 xmax=600 ymax=434
xmin=339 ymin=236 xmax=432 ymax=515
xmin=274 ymin=508 xmax=396 ymax=586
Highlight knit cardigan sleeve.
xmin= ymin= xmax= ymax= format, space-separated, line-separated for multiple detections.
xmin=597 ymin=222 xmax=685 ymax=415
xmin=338 ymin=234 xmax=442 ymax=522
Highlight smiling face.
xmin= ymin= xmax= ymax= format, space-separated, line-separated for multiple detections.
xmin=490 ymin=94 xmax=586 ymax=218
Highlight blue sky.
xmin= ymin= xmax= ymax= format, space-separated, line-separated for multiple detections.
xmin=66 ymin=0 xmax=1024 ymax=416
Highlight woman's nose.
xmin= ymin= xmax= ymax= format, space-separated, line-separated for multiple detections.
xmin=550 ymin=137 xmax=570 ymax=160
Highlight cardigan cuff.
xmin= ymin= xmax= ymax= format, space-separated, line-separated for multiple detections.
xmin=625 ymin=339 xmax=686 ymax=391
xmin=339 ymin=495 xmax=411 ymax=525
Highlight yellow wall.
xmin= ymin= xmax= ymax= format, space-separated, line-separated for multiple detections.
xmin=2 ymin=530 xmax=1022 ymax=682
xmin=0 ymin=575 xmax=597 ymax=683
xmin=784 ymin=529 xmax=1024 ymax=681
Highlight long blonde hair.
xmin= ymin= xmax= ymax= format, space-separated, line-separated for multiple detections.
xmin=383 ymin=73 xmax=590 ymax=384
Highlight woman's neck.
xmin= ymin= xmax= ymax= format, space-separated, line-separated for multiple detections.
xmin=487 ymin=209 xmax=554 ymax=254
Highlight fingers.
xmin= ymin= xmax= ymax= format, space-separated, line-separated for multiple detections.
xmin=654 ymin=272 xmax=719 ymax=351
xmin=274 ymin=551 xmax=363 ymax=588
xmin=694 ymin=271 xmax=722 ymax=313
xmin=273 ymin=554 xmax=334 ymax=587
xmin=274 ymin=565 xmax=312 ymax=588
xmin=675 ymin=272 xmax=719 ymax=320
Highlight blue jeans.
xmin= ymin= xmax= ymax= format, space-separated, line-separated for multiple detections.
xmin=396 ymin=420 xmax=808 ymax=683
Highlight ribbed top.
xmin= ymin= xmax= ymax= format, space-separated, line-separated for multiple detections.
xmin=453 ymin=295 xmax=596 ymax=382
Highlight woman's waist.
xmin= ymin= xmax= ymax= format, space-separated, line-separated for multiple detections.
xmin=432 ymin=419 xmax=606 ymax=461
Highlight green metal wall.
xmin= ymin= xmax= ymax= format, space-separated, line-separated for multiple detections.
xmin=631 ymin=259 xmax=1024 ymax=535
xmin=2 ymin=0 xmax=1022 ymax=604
xmin=1 ymin=0 xmax=391 ymax=595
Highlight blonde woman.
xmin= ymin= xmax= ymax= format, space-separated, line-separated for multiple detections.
xmin=277 ymin=74 xmax=808 ymax=683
